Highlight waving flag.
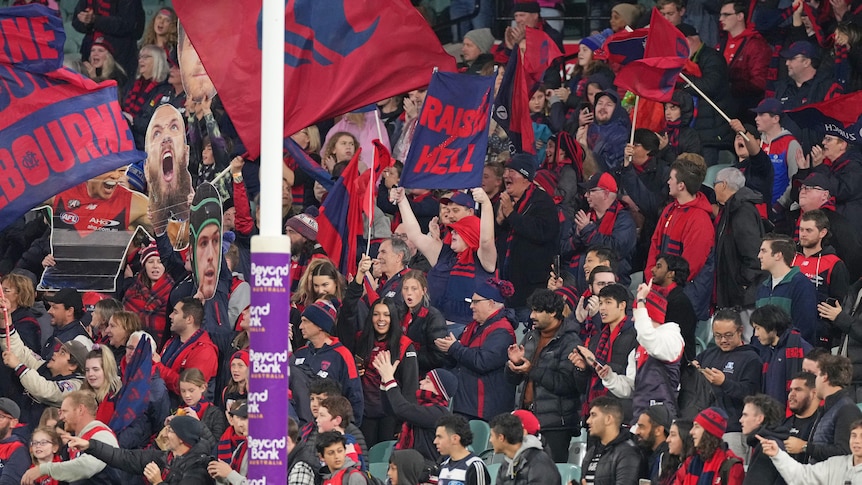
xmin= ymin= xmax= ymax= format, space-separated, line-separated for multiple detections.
xmin=493 ymin=46 xmax=536 ymax=155
xmin=173 ymin=0 xmax=457 ymax=159
xmin=785 ymin=91 xmax=862 ymax=129
xmin=0 ymin=5 xmax=144 ymax=232
xmin=599 ymin=27 xmax=649 ymax=65
xmin=109 ymin=334 xmax=152 ymax=433
xmin=523 ymin=27 xmax=564 ymax=88
xmin=401 ymin=71 xmax=494 ymax=189
xmin=615 ymin=9 xmax=689 ymax=102
xmin=284 ymin=137 xmax=335 ymax=192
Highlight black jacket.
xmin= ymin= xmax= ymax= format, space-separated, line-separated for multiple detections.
xmin=834 ymin=278 xmax=862 ymax=386
xmin=506 ymin=317 xmax=586 ymax=431
xmin=384 ymin=384 xmax=451 ymax=463
xmin=615 ymin=158 xmax=670 ymax=270
xmin=715 ymin=186 xmax=766 ymax=308
xmin=495 ymin=435 xmax=561 ymax=485
xmin=497 ymin=187 xmax=560 ymax=309
xmin=86 ymin=438 xmax=214 ymax=485
xmin=695 ymin=344 xmax=762 ymax=433
xmin=405 ymin=303 xmax=453 ymax=375
xmin=684 ymin=45 xmax=734 ymax=144
xmin=744 ymin=426 xmax=789 ymax=485
xmin=581 ymin=430 xmax=645 ymax=485
xmin=666 ymin=285 xmax=698 ymax=364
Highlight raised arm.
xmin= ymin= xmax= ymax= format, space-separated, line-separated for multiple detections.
xmin=472 ymin=188 xmax=497 ymax=273
xmin=394 ymin=188 xmax=443 ymax=266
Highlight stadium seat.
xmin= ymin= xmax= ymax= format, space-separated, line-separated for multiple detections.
xmin=369 ymin=462 xmax=389 ymax=481
xmin=486 ymin=463 xmax=501 ymax=485
xmin=367 ymin=440 xmax=395 ymax=463
xmin=557 ymin=463 xmax=582 ymax=485
xmin=469 ymin=419 xmax=491 ymax=453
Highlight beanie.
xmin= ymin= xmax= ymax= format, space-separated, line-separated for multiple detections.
xmin=139 ymin=242 xmax=159 ymax=266
xmin=507 ymin=153 xmax=537 ymax=181
xmin=170 ymin=415 xmax=202 ymax=447
xmin=512 ymin=409 xmax=541 ymax=435
xmin=641 ymin=288 xmax=668 ymax=324
xmin=611 ymin=3 xmax=640 ymax=28
xmin=555 ymin=286 xmax=579 ymax=309
xmin=694 ymin=407 xmax=728 ymax=439
xmin=464 ymin=28 xmax=495 ymax=54
xmin=580 ymin=29 xmax=610 ymax=52
xmin=231 ymin=349 xmax=250 ymax=367
xmin=285 ymin=212 xmax=318 ymax=242
xmin=427 ymin=368 xmax=459 ymax=401
xmin=512 ymin=0 xmax=541 ymax=14
xmin=301 ymin=299 xmax=340 ymax=334
xmin=473 ymin=278 xmax=515 ymax=303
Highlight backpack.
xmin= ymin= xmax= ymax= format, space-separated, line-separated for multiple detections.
xmin=677 ymin=364 xmax=716 ymax=419
xmin=319 ymin=467 xmax=385 ymax=485
xmin=718 ymin=455 xmax=742 ymax=484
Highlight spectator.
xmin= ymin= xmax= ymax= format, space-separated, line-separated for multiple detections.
xmin=780 ymin=372 xmax=820 ymax=463
xmin=0 ymin=273 xmax=42 ymax=412
xmin=72 ymin=0 xmax=145 ymax=81
xmin=739 ymin=394 xmax=786 ymax=482
xmin=177 ymin=368 xmax=227 ymax=450
xmin=496 ymin=155 xmax=560 ymax=323
xmin=221 ymin=350 xmax=248 ymax=411
xmin=650 ymin=254 xmax=698 ymax=362
xmin=579 ymin=91 xmax=630 ymax=172
xmin=693 ymin=308 xmax=763 ymax=459
xmin=458 ymin=29 xmax=495 ymax=75
xmin=103 ymin=310 xmax=141 ymax=372
xmin=295 ymin=378 xmax=367 ymax=459
xmin=207 ymin=401 xmax=248 ymax=483
xmin=83 ymin=37 xmax=129 ymax=95
xmin=806 ymin=354 xmax=862 ymax=463
xmin=717 ymin=1 xmax=772 ymax=118
xmin=665 ymin=419 xmax=696 ymax=483
xmin=488 ymin=412 xmax=560 ymax=485
xmin=759 ymin=418 xmax=862 ymax=484
xmin=315 ymin=430 xmax=367 ymax=485
xmin=435 ymin=278 xmax=517 ymax=420
xmin=42 ymin=288 xmax=92 ymax=362
xmin=799 ymin=123 xmax=862 ymax=226
xmin=678 ymin=407 xmax=745 ymax=484
xmin=635 ymin=404 xmax=674 ymax=484
xmin=387 ymin=449 xmax=426 ymax=485
xmin=819 ymin=277 xmax=862 ymax=401
xmin=714 ymin=167 xmax=767 ymax=314
xmin=316 ymin=396 xmax=366 ymax=471
xmin=287 ymin=417 xmax=317 ymax=485
xmin=399 ymin=270 xmax=451 ymax=375
xmin=0 ymin=398 xmax=28 ymax=484
xmin=126 ymin=45 xmax=171 ymax=150
xmin=572 ymin=263 xmax=617 ymax=345
xmin=434 ymin=415 xmax=490 ymax=485
xmin=756 ymin=234 xmax=818 ymax=342
xmin=775 ymin=42 xmax=835 ymax=111
xmin=728 ymin=119 xmax=774 ymax=207
xmin=27 ymin=426 xmax=64 ymax=485
xmin=582 ymin=396 xmax=645 ymax=484
xmin=505 ymin=289 xmax=584 ymax=462
xmin=793 ymin=210 xmax=850 ymax=348
xmin=140 ymin=8 xmax=177 ymax=54
xmin=662 ymin=90 xmax=703 ymax=160
xmin=156 ymin=297 xmax=219 ymax=401
xmin=122 ymin=243 xmax=173 ymax=347
xmin=750 ymin=305 xmax=812 ymax=407
xmin=752 ymin=99 xmax=802 ymax=207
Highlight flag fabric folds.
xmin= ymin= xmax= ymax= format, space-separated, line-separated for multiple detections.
xmin=284 ymin=136 xmax=335 ymax=191
xmin=109 ymin=335 xmax=153 ymax=432
xmin=785 ymin=91 xmax=862 ymax=129
xmin=400 ymin=71 xmax=494 ymax=189
xmin=599 ymin=27 xmax=649 ymax=65
xmin=172 ymin=0 xmax=457 ymax=159
xmin=0 ymin=5 xmax=143 ymax=232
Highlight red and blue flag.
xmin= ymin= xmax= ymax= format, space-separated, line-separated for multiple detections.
xmin=0 ymin=5 xmax=143 ymax=232
xmin=400 ymin=71 xmax=494 ymax=189
xmin=172 ymin=0 xmax=457 ymax=159
xmin=109 ymin=335 xmax=152 ymax=433
xmin=284 ymin=136 xmax=335 ymax=191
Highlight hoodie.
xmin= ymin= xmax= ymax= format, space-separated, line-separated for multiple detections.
xmin=496 ymin=435 xmax=561 ymax=485
xmin=319 ymin=457 xmax=366 ymax=485
xmin=647 ymin=192 xmax=715 ymax=281
xmin=390 ymin=449 xmax=426 ymax=485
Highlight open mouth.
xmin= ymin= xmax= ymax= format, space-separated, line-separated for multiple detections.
xmin=161 ymin=150 xmax=175 ymax=182
xmin=102 ymin=179 xmax=117 ymax=191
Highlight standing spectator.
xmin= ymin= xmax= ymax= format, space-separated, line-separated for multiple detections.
xmin=775 ymin=42 xmax=835 ymax=111
xmin=647 ymin=157 xmax=715 ymax=320
xmin=780 ymin=372 xmax=820 ymax=463
xmin=140 ymin=8 xmax=177 ymax=54
xmin=0 ymin=398 xmax=28 ymax=485
xmin=751 ymin=305 xmax=812 ymax=407
xmin=793 ymin=210 xmax=850 ymax=348
xmin=752 ymin=99 xmax=803 ymax=207
xmin=693 ymin=308 xmax=763 ymax=459
xmin=505 ymin=289 xmax=584 ymax=462
xmin=582 ymin=396 xmax=645 ymax=485
xmin=717 ymin=1 xmax=772 ymax=118
xmin=488 ymin=413 xmax=560 ymax=485
xmin=805 ymin=354 xmax=862 ymax=463
xmin=287 ymin=418 xmax=318 ymax=485
xmin=678 ymin=407 xmax=745 ymax=484
xmin=435 ymin=278 xmax=517 ymax=421
xmin=579 ymin=91 xmax=630 ymax=172
xmin=458 ymin=29 xmax=495 ymax=75
xmin=650 ymin=254 xmax=698 ymax=362
xmin=756 ymin=234 xmax=818 ymax=343
xmin=728 ymin=119 xmax=774 ymax=207
xmin=434 ymin=415 xmax=490 ymax=485
xmin=496 ymin=155 xmax=560 ymax=324
xmin=123 ymin=243 xmax=173 ymax=347
xmin=72 ymin=0 xmax=145 ymax=81
xmin=799 ymin=123 xmax=862 ymax=225
xmin=126 ymin=45 xmax=171 ymax=150
xmin=739 ymin=394 xmax=787 ymax=482
xmin=634 ymin=405 xmax=674 ymax=485
xmin=714 ymin=167 xmax=766 ymax=314
xmin=661 ymin=91 xmax=703 ymax=160
xmin=102 ymin=311 xmax=141 ymax=373
xmin=399 ymin=270 xmax=451 ymax=375
xmin=0 ymin=273 xmax=42 ymax=411
xmin=156 ymin=297 xmax=219 ymax=401
xmin=42 ymin=288 xmax=92 ymax=362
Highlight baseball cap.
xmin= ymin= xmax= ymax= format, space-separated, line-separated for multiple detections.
xmin=580 ymin=172 xmax=618 ymax=193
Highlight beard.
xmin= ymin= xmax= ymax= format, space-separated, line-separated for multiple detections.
xmin=147 ymin=150 xmax=192 ymax=235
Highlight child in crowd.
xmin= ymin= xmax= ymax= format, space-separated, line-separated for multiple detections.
xmin=317 ymin=396 xmax=367 ymax=472
xmin=28 ymin=426 xmax=63 ymax=485
xmin=221 ymin=349 xmax=249 ymax=410
xmin=316 ymin=431 xmax=368 ymax=485
xmin=208 ymin=400 xmax=249 ymax=483
xmin=178 ymin=368 xmax=227 ymax=449
xmin=217 ymin=400 xmax=248 ymax=466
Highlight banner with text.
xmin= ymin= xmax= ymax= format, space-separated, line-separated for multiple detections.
xmin=400 ymin=71 xmax=493 ymax=189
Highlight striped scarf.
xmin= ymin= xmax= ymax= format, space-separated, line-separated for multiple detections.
xmin=502 ymin=184 xmax=535 ymax=277
xmin=218 ymin=426 xmax=244 ymax=462
xmin=583 ymin=318 xmax=626 ymax=416
xmin=231 ymin=438 xmax=248 ymax=472
xmin=595 ymin=199 xmax=622 ymax=236
xmin=161 ymin=329 xmax=205 ymax=369
xmin=397 ymin=389 xmax=448 ymax=450
xmin=123 ymin=78 xmax=158 ymax=117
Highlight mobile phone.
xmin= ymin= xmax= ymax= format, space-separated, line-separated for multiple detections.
xmin=553 ymin=255 xmax=561 ymax=279
xmin=827 ymin=298 xmax=839 ymax=306
xmin=593 ymin=358 xmax=606 ymax=369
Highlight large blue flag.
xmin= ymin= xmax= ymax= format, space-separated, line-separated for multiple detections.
xmin=401 ymin=71 xmax=493 ymax=189
xmin=109 ymin=334 xmax=152 ymax=433
xmin=283 ymin=136 xmax=335 ymax=191
xmin=0 ymin=5 xmax=144 ymax=232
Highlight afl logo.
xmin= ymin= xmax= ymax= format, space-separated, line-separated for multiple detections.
xmin=60 ymin=212 xmax=79 ymax=224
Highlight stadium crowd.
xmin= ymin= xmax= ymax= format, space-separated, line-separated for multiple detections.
xmin=4 ymin=0 xmax=862 ymax=484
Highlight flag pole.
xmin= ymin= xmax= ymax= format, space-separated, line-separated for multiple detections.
xmin=628 ymin=94 xmax=639 ymax=164
xmin=369 ymin=109 xmax=384 ymax=255
xmin=679 ymin=73 xmax=749 ymax=142
xmin=211 ymin=165 xmax=233 ymax=184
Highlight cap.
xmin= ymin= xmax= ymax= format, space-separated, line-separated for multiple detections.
xmin=512 ymin=0 xmax=541 ymax=14
xmin=677 ymin=23 xmax=699 ymax=38
xmin=644 ymin=404 xmax=673 ymax=430
xmin=801 ymin=172 xmax=835 ymax=194
xmin=824 ymin=122 xmax=859 ymax=144
xmin=580 ymin=172 xmax=618 ymax=193
xmin=694 ymin=407 xmax=728 ymax=439
xmin=55 ymin=337 xmax=91 ymax=371
xmin=781 ymin=40 xmax=819 ymax=59
xmin=751 ymin=98 xmax=783 ymax=115
xmin=507 ymin=153 xmax=537 ymax=181
xmin=0 ymin=398 xmax=20 ymax=420
xmin=169 ymin=415 xmax=202 ymax=446
xmin=594 ymin=90 xmax=619 ymax=106
xmin=46 ymin=288 xmax=83 ymax=314
xmin=512 ymin=409 xmax=541 ymax=435
xmin=440 ymin=191 xmax=476 ymax=209
xmin=229 ymin=401 xmax=248 ymax=418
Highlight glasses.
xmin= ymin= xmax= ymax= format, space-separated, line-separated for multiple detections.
xmin=466 ymin=297 xmax=491 ymax=305
xmin=800 ymin=185 xmax=825 ymax=192
xmin=31 ymin=440 xmax=53 ymax=447
xmin=713 ymin=332 xmax=738 ymax=341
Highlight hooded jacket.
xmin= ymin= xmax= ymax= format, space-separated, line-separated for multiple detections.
xmin=696 ymin=344 xmax=762 ymax=433
xmin=615 ymin=157 xmax=670 ymax=270
xmin=755 ymin=266 xmax=818 ymax=344
xmin=581 ymin=430 xmax=645 ymax=485
xmin=85 ymin=437 xmax=213 ymax=485
xmin=744 ymin=426 xmax=789 ymax=485
xmin=715 ymin=186 xmax=767 ymax=308
xmin=793 ymin=245 xmax=850 ymax=347
xmin=390 ymin=449 xmax=426 ymax=485
xmin=495 ymin=435 xmax=561 ymax=485
xmin=758 ymin=330 xmax=812 ymax=407
xmin=586 ymin=100 xmax=631 ymax=172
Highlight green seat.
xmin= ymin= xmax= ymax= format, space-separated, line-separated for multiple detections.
xmin=486 ymin=463 xmax=501 ymax=485
xmin=468 ymin=419 xmax=491 ymax=453
xmin=704 ymin=163 xmax=731 ymax=188
xmin=367 ymin=440 xmax=395 ymax=463
xmin=557 ymin=463 xmax=581 ymax=485
xmin=369 ymin=462 xmax=389 ymax=481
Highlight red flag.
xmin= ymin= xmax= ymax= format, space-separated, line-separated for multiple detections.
xmin=644 ymin=8 xmax=690 ymax=59
xmin=615 ymin=56 xmax=687 ymax=102
xmin=523 ymin=28 xmax=564 ymax=87
xmin=513 ymin=48 xmax=536 ymax=154
xmin=173 ymin=0 xmax=457 ymax=159
xmin=360 ymin=140 xmax=395 ymax=228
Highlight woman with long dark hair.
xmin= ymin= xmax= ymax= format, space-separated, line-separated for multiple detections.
xmin=677 ymin=408 xmax=745 ymax=484
xmin=354 ymin=297 xmax=418 ymax=448
xmin=664 ymin=419 xmax=695 ymax=485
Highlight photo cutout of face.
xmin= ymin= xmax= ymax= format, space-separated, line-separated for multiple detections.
xmin=177 ymin=21 xmax=217 ymax=103
xmin=190 ymin=182 xmax=223 ymax=300
xmin=145 ymin=104 xmax=192 ymax=248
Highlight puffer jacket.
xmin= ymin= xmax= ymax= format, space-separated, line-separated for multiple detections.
xmin=581 ymin=430 xmax=645 ymax=485
xmin=86 ymin=438 xmax=214 ymax=485
xmin=745 ymin=426 xmax=790 ymax=485
xmin=506 ymin=318 xmax=587 ymax=431
xmin=715 ymin=186 xmax=766 ymax=308
xmin=495 ymin=435 xmax=561 ymax=485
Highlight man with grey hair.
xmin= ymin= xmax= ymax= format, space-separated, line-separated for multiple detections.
xmin=714 ymin=166 xmax=767 ymax=313
xmin=373 ymin=236 xmax=412 ymax=303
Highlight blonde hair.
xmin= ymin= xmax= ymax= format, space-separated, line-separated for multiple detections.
xmin=140 ymin=7 xmax=178 ymax=48
xmin=138 ymin=44 xmax=169 ymax=82
xmin=111 ymin=311 xmax=143 ymax=337
xmin=305 ymin=125 xmax=321 ymax=154
xmin=1 ymin=273 xmax=35 ymax=308
xmin=321 ymin=131 xmax=358 ymax=164
xmin=82 ymin=347 xmax=122 ymax=402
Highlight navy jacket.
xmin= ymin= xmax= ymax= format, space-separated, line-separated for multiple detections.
xmin=294 ymin=339 xmax=365 ymax=425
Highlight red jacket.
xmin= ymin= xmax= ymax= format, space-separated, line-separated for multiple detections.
xmin=717 ymin=27 xmax=772 ymax=97
xmin=157 ymin=329 xmax=219 ymax=394
xmin=647 ymin=192 xmax=715 ymax=279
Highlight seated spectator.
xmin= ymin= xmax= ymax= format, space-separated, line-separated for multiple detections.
xmin=634 ymin=405 xmax=674 ymax=484
xmin=799 ymin=123 xmax=862 ymax=229
xmin=0 ymin=273 xmax=42 ymax=412
xmin=582 ymin=396 xmax=645 ymax=484
xmin=287 ymin=417 xmax=318 ymax=485
xmin=728 ymin=119 xmax=774 ymax=206
xmin=27 ymin=426 xmax=64 ymax=484
xmin=124 ymin=45 xmax=170 ymax=151
xmin=317 ymin=396 xmax=366 ymax=471
xmin=434 ymin=414 xmax=490 ymax=485
xmin=665 ymin=418 xmax=696 ymax=483
xmin=0 ymin=398 xmax=28 ymax=484
xmin=176 ymin=368 xmax=227 ymax=451
xmin=579 ymin=91 xmax=630 ymax=172
xmin=751 ymin=305 xmax=812 ymax=407
xmin=221 ymin=350 xmax=248 ymax=411
xmin=756 ymin=234 xmax=818 ymax=343
xmin=387 ymin=449 xmax=427 ymax=485
xmin=662 ymin=90 xmax=703 ymax=160
xmin=296 ymin=378 xmax=367 ymax=459
xmin=488 ymin=412 xmax=560 ymax=485
xmin=805 ymin=354 xmax=862 ymax=463
xmin=316 ymin=431 xmax=368 ymax=485
xmin=42 ymin=288 xmax=92 ymax=362
xmin=207 ymin=400 xmax=248 ymax=482
xmin=458 ymin=28 xmax=495 ymax=75
xmin=650 ymin=254 xmax=698 ymax=363
xmin=775 ymin=42 xmax=835 ymax=112
xmin=103 ymin=310 xmax=142 ymax=370
xmin=781 ymin=372 xmax=820 ymax=463
xmin=678 ymin=407 xmax=745 ymax=484
xmin=759 ymin=419 xmax=862 ymax=484
xmin=83 ymin=37 xmax=129 ymax=95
